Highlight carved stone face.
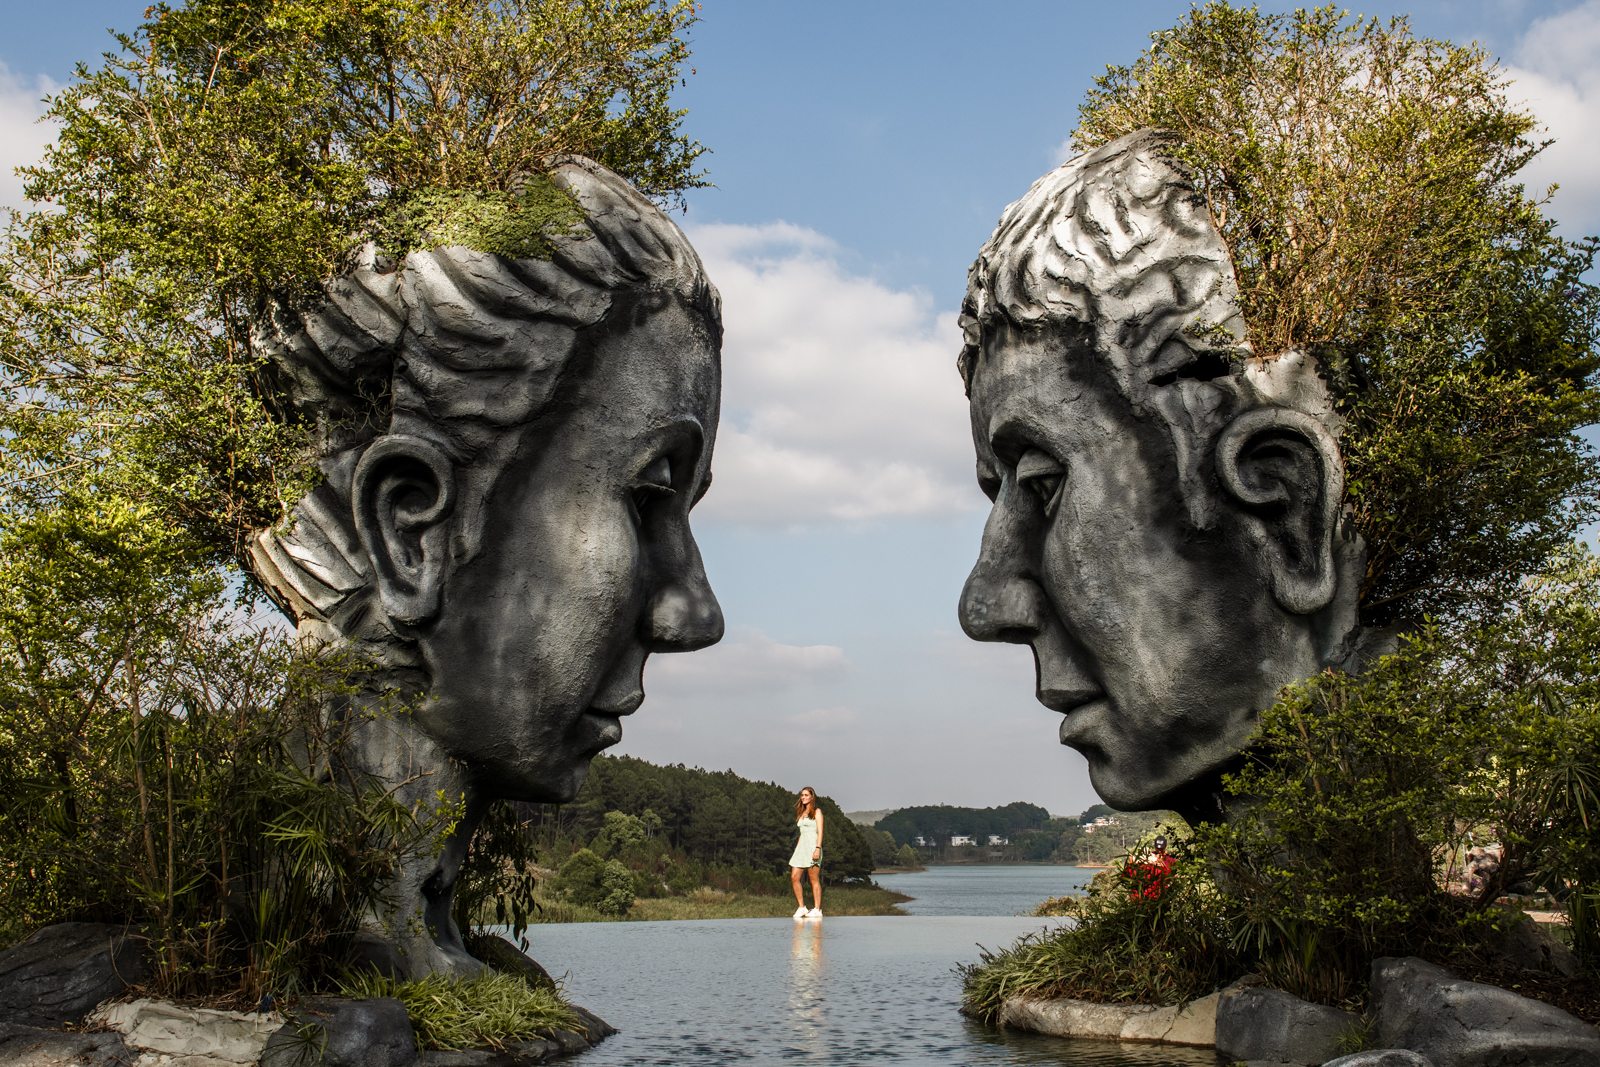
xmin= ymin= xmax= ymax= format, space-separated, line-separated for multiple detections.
xmin=955 ymin=130 xmax=1363 ymax=821
xmin=958 ymin=319 xmax=1322 ymax=813
xmin=409 ymin=292 xmax=723 ymax=801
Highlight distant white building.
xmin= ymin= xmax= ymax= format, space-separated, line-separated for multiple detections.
xmin=1083 ymin=816 xmax=1116 ymax=833
xmin=913 ymin=836 xmax=928 ymax=847
xmin=950 ymin=835 xmax=976 ymax=846
xmin=987 ymin=835 xmax=1008 ymax=846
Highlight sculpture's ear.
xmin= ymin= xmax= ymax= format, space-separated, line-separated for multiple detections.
xmin=352 ymin=435 xmax=458 ymax=626
xmin=1215 ymin=407 xmax=1343 ymax=615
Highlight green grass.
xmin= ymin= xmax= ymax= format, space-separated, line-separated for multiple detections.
xmin=337 ymin=970 xmax=580 ymax=1050
xmin=628 ymin=886 xmax=910 ymax=920
xmin=960 ymin=867 xmax=1235 ymax=1019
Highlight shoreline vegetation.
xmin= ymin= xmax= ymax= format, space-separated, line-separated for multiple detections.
xmin=525 ymin=884 xmax=913 ymax=923
xmin=848 ymin=803 xmax=1182 ymax=868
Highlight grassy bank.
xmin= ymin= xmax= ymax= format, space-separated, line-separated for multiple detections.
xmin=524 ymin=885 xmax=911 ymax=923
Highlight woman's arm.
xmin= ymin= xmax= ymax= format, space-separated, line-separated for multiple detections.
xmin=814 ymin=810 xmax=824 ymax=850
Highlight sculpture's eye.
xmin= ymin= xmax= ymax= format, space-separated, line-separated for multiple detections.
xmin=1016 ymin=448 xmax=1066 ymax=518
xmin=631 ymin=456 xmax=675 ymax=516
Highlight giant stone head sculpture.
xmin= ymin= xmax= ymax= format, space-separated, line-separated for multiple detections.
xmin=247 ymin=155 xmax=724 ymax=974
xmin=957 ymin=130 xmax=1379 ymax=824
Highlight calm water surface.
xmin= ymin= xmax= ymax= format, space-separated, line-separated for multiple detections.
xmin=516 ymin=869 xmax=1216 ymax=1066
xmin=876 ymin=865 xmax=1100 ymax=916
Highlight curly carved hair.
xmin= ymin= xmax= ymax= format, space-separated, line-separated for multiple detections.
xmin=246 ymin=155 xmax=721 ymax=653
xmin=958 ymin=128 xmax=1342 ymax=533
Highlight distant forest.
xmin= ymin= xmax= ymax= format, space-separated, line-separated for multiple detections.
xmin=516 ymin=754 xmax=875 ymax=883
xmin=858 ymin=803 xmax=1179 ymax=866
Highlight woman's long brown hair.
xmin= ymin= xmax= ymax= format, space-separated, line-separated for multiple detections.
xmin=795 ymin=787 xmax=818 ymax=820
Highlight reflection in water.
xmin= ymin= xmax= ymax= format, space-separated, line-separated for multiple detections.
xmin=521 ymin=916 xmax=1222 ymax=1066
xmin=787 ymin=920 xmax=825 ymax=1055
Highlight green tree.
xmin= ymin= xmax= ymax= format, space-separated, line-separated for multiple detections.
xmin=549 ymin=848 xmax=634 ymax=916
xmin=1076 ymin=2 xmax=1600 ymax=627
xmin=0 ymin=512 xmax=447 ymax=992
xmin=1 ymin=0 xmax=706 ymax=565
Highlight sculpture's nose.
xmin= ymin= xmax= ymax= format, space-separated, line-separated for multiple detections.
xmin=960 ymin=491 xmax=1048 ymax=643
xmin=960 ymin=566 xmax=1049 ymax=644
xmin=646 ymin=564 xmax=724 ymax=653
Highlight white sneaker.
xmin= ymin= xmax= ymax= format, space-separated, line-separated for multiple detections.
xmin=793 ymin=907 xmax=808 ymax=918
xmin=806 ymin=908 xmax=822 ymax=918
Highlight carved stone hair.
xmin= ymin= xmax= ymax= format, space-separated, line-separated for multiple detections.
xmin=958 ymin=128 xmax=1343 ymax=534
xmin=246 ymin=154 xmax=721 ymax=654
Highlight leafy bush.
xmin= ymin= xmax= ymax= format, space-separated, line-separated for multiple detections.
xmin=961 ymin=840 xmax=1235 ymax=1019
xmin=547 ymin=849 xmax=634 ymax=917
xmin=338 ymin=970 xmax=578 ymax=1050
xmin=1201 ymin=548 xmax=1600 ymax=996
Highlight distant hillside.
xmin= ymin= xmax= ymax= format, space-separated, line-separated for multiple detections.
xmin=876 ymin=802 xmax=1052 ymax=844
xmin=854 ymin=802 xmax=1180 ymax=866
xmin=845 ymin=809 xmax=893 ymax=826
xmin=518 ymin=754 xmax=875 ymax=883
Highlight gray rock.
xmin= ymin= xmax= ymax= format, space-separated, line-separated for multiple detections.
xmin=0 ymin=1022 xmax=132 ymax=1067
xmin=1484 ymin=913 xmax=1581 ymax=978
xmin=0 ymin=924 xmax=146 ymax=1028
xmin=565 ymin=1006 xmax=617 ymax=1042
xmin=1216 ymin=985 xmax=1365 ymax=1065
xmin=1322 ymin=1052 xmax=1434 ymax=1067
xmin=263 ymin=997 xmax=416 ymax=1067
xmin=416 ymin=1039 xmax=556 ymax=1067
xmin=1369 ymin=956 xmax=1600 ymax=1067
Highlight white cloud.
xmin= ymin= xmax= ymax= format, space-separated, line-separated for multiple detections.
xmin=687 ymin=222 xmax=981 ymax=526
xmin=1506 ymin=2 xmax=1600 ymax=234
xmin=645 ymin=626 xmax=850 ymax=698
xmin=0 ymin=63 xmax=57 ymax=212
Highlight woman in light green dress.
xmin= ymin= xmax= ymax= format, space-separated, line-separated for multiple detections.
xmin=789 ymin=786 xmax=824 ymax=918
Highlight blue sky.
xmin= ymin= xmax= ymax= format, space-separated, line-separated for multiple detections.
xmin=4 ymin=1 xmax=1600 ymax=816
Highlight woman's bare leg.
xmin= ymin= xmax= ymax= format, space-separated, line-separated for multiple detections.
xmin=808 ymin=866 xmax=822 ymax=911
xmin=791 ymin=866 xmax=806 ymax=908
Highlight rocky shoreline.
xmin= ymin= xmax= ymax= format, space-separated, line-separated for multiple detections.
xmin=0 ymin=924 xmax=612 ymax=1067
xmin=990 ymin=947 xmax=1600 ymax=1067
xmin=982 ymin=913 xmax=1600 ymax=1066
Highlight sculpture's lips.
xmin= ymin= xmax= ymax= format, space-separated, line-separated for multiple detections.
xmin=1038 ymin=686 xmax=1104 ymax=715
xmin=1057 ymin=698 xmax=1109 ymax=747
xmin=589 ymin=690 xmax=644 ymax=716
xmin=576 ymin=711 xmax=624 ymax=750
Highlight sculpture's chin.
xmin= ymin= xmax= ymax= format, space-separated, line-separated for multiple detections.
xmin=1083 ymin=752 xmax=1248 ymax=826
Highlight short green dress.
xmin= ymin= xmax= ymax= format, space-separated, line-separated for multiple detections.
xmin=789 ymin=815 xmax=819 ymax=868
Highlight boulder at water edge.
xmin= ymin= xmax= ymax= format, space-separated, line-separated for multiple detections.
xmin=1369 ymin=956 xmax=1600 ymax=1067
xmin=0 ymin=923 xmax=147 ymax=1028
xmin=261 ymin=998 xmax=417 ymax=1067
xmin=1320 ymin=1051 xmax=1434 ymax=1067
xmin=1215 ymin=985 xmax=1364 ymax=1065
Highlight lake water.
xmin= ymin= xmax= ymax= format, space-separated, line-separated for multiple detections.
xmin=516 ymin=867 xmax=1218 ymax=1066
xmin=876 ymin=865 xmax=1100 ymax=916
